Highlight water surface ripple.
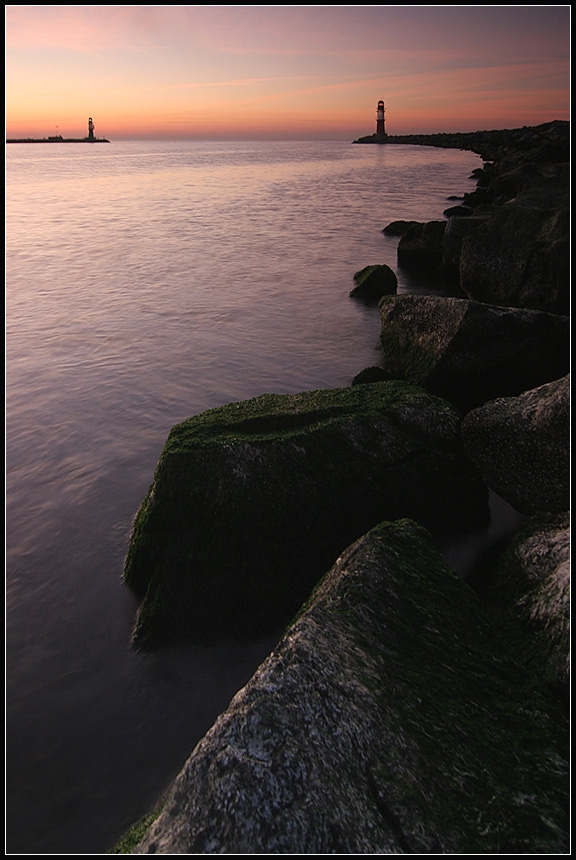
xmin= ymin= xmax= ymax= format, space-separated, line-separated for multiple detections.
xmin=8 ymin=140 xmax=511 ymax=854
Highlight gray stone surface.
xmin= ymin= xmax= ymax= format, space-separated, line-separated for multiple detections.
xmin=459 ymin=201 xmax=569 ymax=314
xmin=461 ymin=375 xmax=569 ymax=514
xmin=130 ymin=520 xmax=569 ymax=855
xmin=483 ymin=511 xmax=570 ymax=698
xmin=378 ymin=294 xmax=569 ymax=412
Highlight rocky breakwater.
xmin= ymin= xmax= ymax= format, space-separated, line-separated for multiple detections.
xmin=122 ymin=521 xmax=568 ymax=854
xmin=382 ymin=120 xmax=569 ymax=314
xmin=116 ymin=122 xmax=569 ymax=853
xmin=372 ymin=122 xmax=570 ymax=699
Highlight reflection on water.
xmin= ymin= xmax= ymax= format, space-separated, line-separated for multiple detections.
xmin=7 ymin=140 xmax=491 ymax=854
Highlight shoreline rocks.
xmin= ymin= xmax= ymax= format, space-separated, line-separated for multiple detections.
xmin=349 ymin=263 xmax=397 ymax=302
xmin=127 ymin=521 xmax=569 ymax=854
xmin=377 ymin=293 xmax=569 ymax=413
xmin=353 ymin=121 xmax=569 ymax=165
xmin=116 ymin=122 xmax=569 ymax=854
xmin=461 ymin=375 xmax=570 ymax=514
xmin=377 ymin=122 xmax=570 ymax=314
xmin=481 ymin=510 xmax=570 ymax=702
xmin=124 ymin=381 xmax=488 ymax=649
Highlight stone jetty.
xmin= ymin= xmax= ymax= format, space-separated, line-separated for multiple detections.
xmin=113 ymin=122 xmax=569 ymax=854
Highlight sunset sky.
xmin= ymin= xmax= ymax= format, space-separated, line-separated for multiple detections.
xmin=5 ymin=5 xmax=571 ymax=141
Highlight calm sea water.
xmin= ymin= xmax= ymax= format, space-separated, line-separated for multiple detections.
xmin=6 ymin=140 xmax=518 ymax=854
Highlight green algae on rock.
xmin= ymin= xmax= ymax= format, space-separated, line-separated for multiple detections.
xmin=123 ymin=381 xmax=489 ymax=648
xmin=128 ymin=520 xmax=569 ymax=854
xmin=349 ymin=264 xmax=397 ymax=303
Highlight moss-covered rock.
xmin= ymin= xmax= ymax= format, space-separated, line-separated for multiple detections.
xmin=378 ymin=294 xmax=569 ymax=413
xmin=349 ymin=264 xmax=397 ymax=303
xmin=124 ymin=381 xmax=489 ymax=648
xmin=128 ymin=520 xmax=569 ymax=854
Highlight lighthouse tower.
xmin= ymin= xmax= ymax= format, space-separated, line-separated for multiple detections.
xmin=88 ymin=117 xmax=95 ymax=141
xmin=376 ymin=100 xmax=386 ymax=136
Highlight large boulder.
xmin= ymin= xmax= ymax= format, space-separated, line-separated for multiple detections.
xmin=129 ymin=520 xmax=569 ymax=855
xmin=378 ymin=294 xmax=569 ymax=413
xmin=441 ymin=213 xmax=492 ymax=282
xmin=481 ymin=511 xmax=570 ymax=702
xmin=396 ymin=220 xmax=446 ymax=274
xmin=458 ymin=170 xmax=569 ymax=314
xmin=461 ymin=375 xmax=570 ymax=514
xmin=123 ymin=382 xmax=489 ymax=648
xmin=382 ymin=219 xmax=419 ymax=237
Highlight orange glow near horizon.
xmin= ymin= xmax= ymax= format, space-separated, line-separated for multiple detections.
xmin=5 ymin=6 xmax=570 ymax=141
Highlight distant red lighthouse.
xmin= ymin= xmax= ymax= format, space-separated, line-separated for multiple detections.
xmin=88 ymin=117 xmax=95 ymax=141
xmin=376 ymin=100 xmax=386 ymax=136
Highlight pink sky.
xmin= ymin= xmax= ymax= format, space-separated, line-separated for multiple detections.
xmin=5 ymin=5 xmax=570 ymax=140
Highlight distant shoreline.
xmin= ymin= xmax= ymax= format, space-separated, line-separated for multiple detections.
xmin=6 ymin=137 xmax=110 ymax=144
xmin=352 ymin=121 xmax=569 ymax=160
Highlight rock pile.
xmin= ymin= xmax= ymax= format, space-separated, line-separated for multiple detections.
xmin=382 ymin=121 xmax=569 ymax=314
xmin=128 ymin=521 xmax=569 ymax=855
xmin=116 ymin=122 xmax=569 ymax=855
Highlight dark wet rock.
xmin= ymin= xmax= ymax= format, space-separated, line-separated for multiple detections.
xmin=461 ymin=186 xmax=494 ymax=207
xmin=360 ymin=121 xmax=569 ymax=166
xmin=482 ymin=511 xmax=570 ymax=702
xmin=451 ymin=140 xmax=569 ymax=312
xmin=459 ymin=199 xmax=569 ymax=314
xmin=396 ymin=220 xmax=446 ymax=273
xmin=351 ymin=365 xmax=390 ymax=385
xmin=443 ymin=204 xmax=474 ymax=218
xmin=382 ymin=219 xmax=419 ymax=237
xmin=489 ymin=162 xmax=548 ymax=203
xmin=129 ymin=520 xmax=569 ymax=855
xmin=367 ymin=122 xmax=570 ymax=310
xmin=441 ymin=213 xmax=492 ymax=281
xmin=350 ymin=264 xmax=397 ymax=303
xmin=460 ymin=375 xmax=569 ymax=515
xmin=378 ymin=294 xmax=569 ymax=413
xmin=123 ymin=382 xmax=489 ymax=648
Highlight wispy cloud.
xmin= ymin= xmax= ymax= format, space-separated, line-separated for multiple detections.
xmin=5 ymin=5 xmax=570 ymax=139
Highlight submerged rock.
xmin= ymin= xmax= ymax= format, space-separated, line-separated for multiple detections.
xmin=129 ymin=520 xmax=569 ymax=855
xmin=378 ymin=294 xmax=569 ymax=413
xmin=123 ymin=382 xmax=489 ymax=648
xmin=461 ymin=375 xmax=570 ymax=514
